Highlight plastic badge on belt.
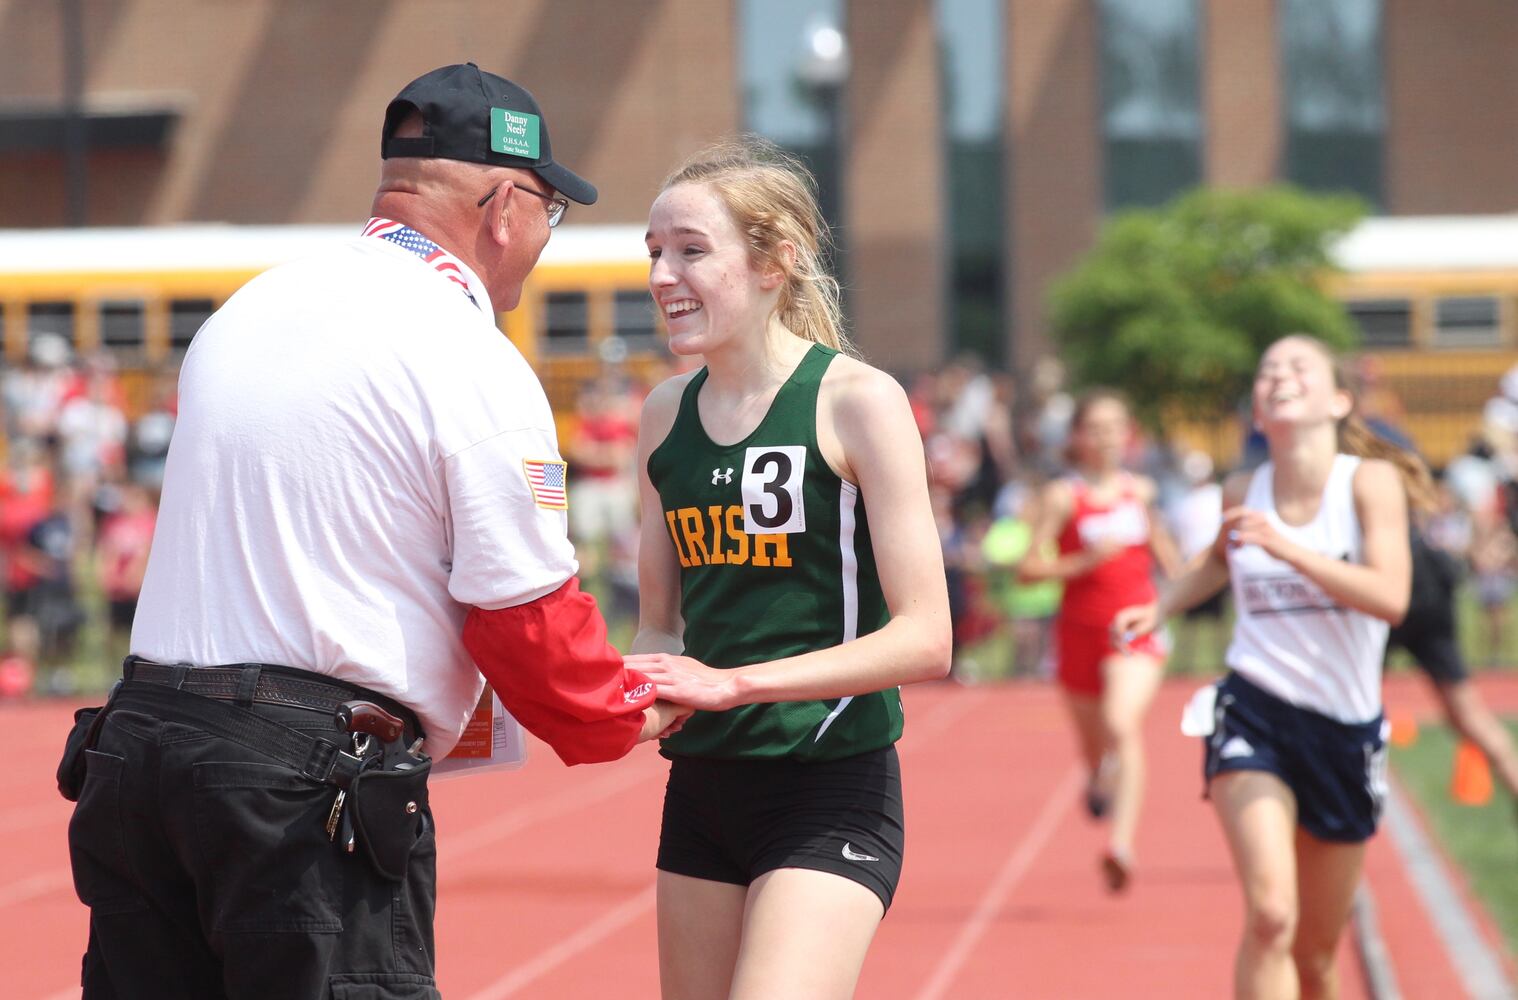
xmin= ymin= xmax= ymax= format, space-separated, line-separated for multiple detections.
xmin=434 ymin=689 xmax=528 ymax=778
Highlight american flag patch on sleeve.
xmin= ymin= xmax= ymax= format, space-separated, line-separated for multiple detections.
xmin=523 ymin=459 xmax=569 ymax=510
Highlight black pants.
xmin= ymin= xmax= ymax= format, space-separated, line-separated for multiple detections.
xmin=68 ymin=694 xmax=440 ymax=999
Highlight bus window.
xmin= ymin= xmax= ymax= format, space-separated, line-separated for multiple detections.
xmin=613 ymin=289 xmax=660 ymax=352
xmin=170 ymin=298 xmax=216 ymax=353
xmin=1346 ymin=298 xmax=1411 ymax=348
xmin=100 ymin=301 xmax=146 ymax=355
xmin=27 ymin=301 xmax=75 ymax=352
xmin=544 ymin=291 xmax=589 ymax=355
xmin=1433 ymin=296 xmax=1501 ymax=348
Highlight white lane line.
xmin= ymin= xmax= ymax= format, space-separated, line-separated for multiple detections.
xmin=447 ymin=686 xmax=976 ymax=864
xmin=898 ymin=687 xmax=986 ymax=756
xmin=0 ymin=869 xmax=73 ymax=910
xmin=463 ymin=884 xmax=657 ymax=1000
xmin=444 ymin=757 xmax=665 ymax=862
xmin=1352 ymin=884 xmax=1403 ymax=1000
xmin=1382 ymin=775 xmax=1515 ymax=1000
xmin=912 ymin=766 xmax=1083 ymax=1000
xmin=0 ymin=800 xmax=72 ymax=835
xmin=453 ymin=689 xmax=982 ymax=995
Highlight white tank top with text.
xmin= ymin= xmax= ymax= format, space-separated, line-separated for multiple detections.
xmin=1225 ymin=454 xmax=1387 ymax=723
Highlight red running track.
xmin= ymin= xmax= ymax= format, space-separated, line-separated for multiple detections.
xmin=9 ymin=674 xmax=1516 ymax=998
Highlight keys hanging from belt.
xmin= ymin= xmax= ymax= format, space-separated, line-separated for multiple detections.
xmin=324 ymin=789 xmax=345 ymax=842
xmin=325 ymin=731 xmax=372 ymax=848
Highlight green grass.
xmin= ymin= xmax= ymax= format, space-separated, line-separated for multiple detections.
xmin=1391 ymin=720 xmax=1518 ymax=956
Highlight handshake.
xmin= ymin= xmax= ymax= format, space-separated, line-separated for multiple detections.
xmin=639 ymin=699 xmax=693 ymax=742
xmin=628 ymin=652 xmax=735 ymax=744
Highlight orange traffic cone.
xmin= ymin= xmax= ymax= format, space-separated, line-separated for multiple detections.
xmin=1451 ymin=739 xmax=1494 ymax=806
xmin=1387 ymin=712 xmax=1418 ymax=748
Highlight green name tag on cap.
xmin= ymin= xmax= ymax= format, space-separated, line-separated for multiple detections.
xmin=491 ymin=108 xmax=541 ymax=160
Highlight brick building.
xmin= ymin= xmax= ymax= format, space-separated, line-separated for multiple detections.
xmin=1 ymin=0 xmax=1515 ymax=375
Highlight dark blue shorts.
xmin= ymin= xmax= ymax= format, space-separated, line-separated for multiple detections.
xmin=1203 ymin=672 xmax=1388 ymax=843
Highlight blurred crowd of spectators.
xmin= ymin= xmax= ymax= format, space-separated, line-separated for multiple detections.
xmin=5 ymin=332 xmax=1518 ymax=696
xmin=555 ymin=350 xmax=1518 ymax=682
xmin=0 ymin=334 xmax=172 ymax=691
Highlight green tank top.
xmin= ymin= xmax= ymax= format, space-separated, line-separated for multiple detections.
xmin=647 ymin=343 xmax=902 ymax=761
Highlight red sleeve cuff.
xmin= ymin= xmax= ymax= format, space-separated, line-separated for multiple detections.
xmin=463 ymin=577 xmax=656 ymax=765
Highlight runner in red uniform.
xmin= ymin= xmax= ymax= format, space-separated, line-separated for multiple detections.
xmin=1022 ymin=389 xmax=1179 ymax=891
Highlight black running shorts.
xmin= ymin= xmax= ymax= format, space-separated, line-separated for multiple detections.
xmin=1388 ymin=588 xmax=1467 ymax=684
xmin=656 ymin=745 xmax=905 ymax=912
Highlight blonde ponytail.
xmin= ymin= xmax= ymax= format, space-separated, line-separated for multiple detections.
xmin=661 ymin=135 xmax=855 ymax=356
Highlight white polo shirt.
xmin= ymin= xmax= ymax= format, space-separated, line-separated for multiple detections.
xmin=131 ymin=233 xmax=577 ymax=757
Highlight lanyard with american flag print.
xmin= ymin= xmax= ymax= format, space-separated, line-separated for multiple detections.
xmin=362 ymin=217 xmax=480 ymax=309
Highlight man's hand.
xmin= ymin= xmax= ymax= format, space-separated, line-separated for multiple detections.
xmin=638 ymin=699 xmax=693 ymax=743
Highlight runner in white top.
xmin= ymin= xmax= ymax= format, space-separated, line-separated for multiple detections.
xmin=1115 ymin=334 xmax=1429 ymax=1000
xmin=1226 ymin=453 xmax=1387 ymax=724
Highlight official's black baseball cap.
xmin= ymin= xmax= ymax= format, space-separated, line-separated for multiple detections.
xmin=382 ymin=63 xmax=597 ymax=206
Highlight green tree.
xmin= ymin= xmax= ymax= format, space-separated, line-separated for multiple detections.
xmin=1048 ymin=186 xmax=1366 ymax=428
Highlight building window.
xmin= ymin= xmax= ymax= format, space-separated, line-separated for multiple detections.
xmin=613 ymin=290 xmax=660 ymax=352
xmin=170 ymin=299 xmax=215 ymax=352
xmin=1098 ymin=0 xmax=1202 ymax=210
xmin=936 ymin=0 xmax=1007 ymax=364
xmin=1345 ymin=298 xmax=1411 ymax=348
xmin=543 ymin=291 xmax=589 ymax=355
xmin=738 ymin=0 xmax=847 ymax=240
xmin=99 ymin=300 xmax=145 ymax=353
xmin=1280 ymin=0 xmax=1384 ymax=205
xmin=1432 ymin=296 xmax=1501 ymax=349
xmin=27 ymin=301 xmax=75 ymax=351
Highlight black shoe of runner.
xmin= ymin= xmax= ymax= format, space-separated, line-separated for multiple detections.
xmin=1085 ymin=783 xmax=1110 ymax=819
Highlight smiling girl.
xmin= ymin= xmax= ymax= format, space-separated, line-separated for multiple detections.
xmin=1115 ymin=334 xmax=1427 ymax=1000
xmin=624 ymin=137 xmax=951 ymax=1000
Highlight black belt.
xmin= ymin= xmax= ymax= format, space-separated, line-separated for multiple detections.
xmin=112 ymin=681 xmax=373 ymax=790
xmin=123 ymin=656 xmax=421 ymax=739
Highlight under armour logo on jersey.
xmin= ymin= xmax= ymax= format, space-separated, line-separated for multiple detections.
xmin=712 ymin=468 xmax=734 ymax=485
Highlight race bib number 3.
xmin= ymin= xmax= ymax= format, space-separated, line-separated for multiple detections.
xmin=742 ymin=446 xmax=806 ymax=534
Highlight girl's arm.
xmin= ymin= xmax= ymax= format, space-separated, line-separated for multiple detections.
xmin=628 ymin=377 xmax=690 ymax=656
xmin=626 ymin=361 xmax=951 ymax=710
xmin=1113 ymin=471 xmax=1243 ymax=638
xmin=1223 ymin=458 xmax=1410 ymax=623
xmin=1018 ymin=479 xmax=1120 ymax=582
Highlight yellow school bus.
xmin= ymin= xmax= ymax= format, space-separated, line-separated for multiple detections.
xmin=2 ymin=217 xmax=1514 ymax=467
xmin=1174 ymin=216 xmax=1518 ymax=468
xmin=1329 ymin=215 xmax=1518 ymax=466
xmin=0 ymin=223 xmax=669 ymax=423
